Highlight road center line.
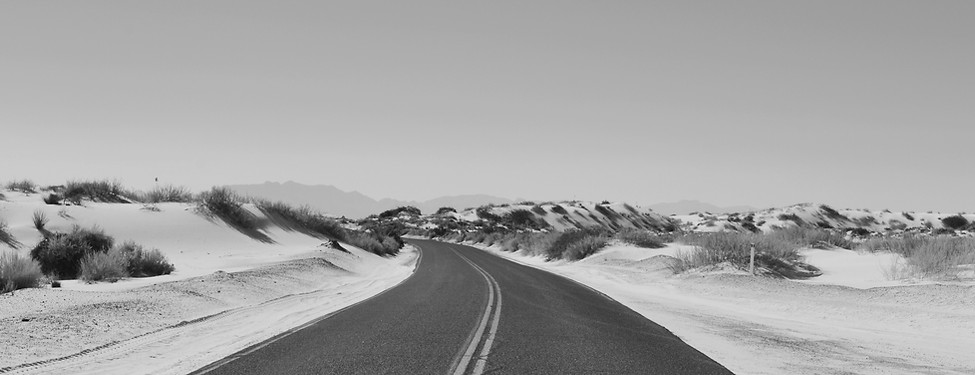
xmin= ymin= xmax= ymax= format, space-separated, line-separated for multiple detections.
xmin=450 ymin=248 xmax=502 ymax=375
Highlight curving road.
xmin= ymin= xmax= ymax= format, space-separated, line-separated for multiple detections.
xmin=191 ymin=239 xmax=732 ymax=374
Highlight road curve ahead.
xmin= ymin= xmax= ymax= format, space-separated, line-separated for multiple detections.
xmin=192 ymin=239 xmax=732 ymax=375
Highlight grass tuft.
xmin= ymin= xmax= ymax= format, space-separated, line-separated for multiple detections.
xmin=196 ymin=187 xmax=272 ymax=243
xmin=32 ymin=210 xmax=49 ymax=233
xmin=63 ymin=179 xmax=136 ymax=203
xmin=1 ymin=250 xmax=44 ymax=292
xmin=141 ymin=185 xmax=194 ymax=203
xmin=114 ymin=241 xmax=175 ymax=277
xmin=79 ymin=247 xmax=128 ymax=283
xmin=255 ymin=199 xmax=346 ymax=240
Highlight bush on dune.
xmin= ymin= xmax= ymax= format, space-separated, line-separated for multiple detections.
xmin=1 ymin=250 xmax=43 ymax=293
xmin=674 ymin=232 xmax=813 ymax=277
xmin=769 ymin=227 xmax=854 ymax=249
xmin=30 ymin=225 xmax=115 ymax=279
xmin=255 ymin=199 xmax=347 ymax=240
xmin=63 ymin=179 xmax=135 ymax=204
xmin=79 ymin=247 xmax=128 ymax=283
xmin=114 ymin=241 xmax=175 ymax=277
xmin=5 ymin=179 xmax=38 ymax=194
xmin=546 ymin=228 xmax=612 ymax=260
xmin=196 ymin=187 xmax=271 ymax=243
xmin=615 ymin=228 xmax=666 ymax=249
xmin=141 ymin=185 xmax=194 ymax=203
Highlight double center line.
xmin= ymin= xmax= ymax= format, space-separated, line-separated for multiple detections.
xmin=450 ymin=248 xmax=503 ymax=375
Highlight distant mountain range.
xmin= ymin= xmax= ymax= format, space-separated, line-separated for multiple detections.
xmin=225 ymin=181 xmax=514 ymax=218
xmin=646 ymin=200 xmax=758 ymax=215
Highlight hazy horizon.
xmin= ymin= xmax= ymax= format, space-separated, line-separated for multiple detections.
xmin=3 ymin=1 xmax=973 ymax=213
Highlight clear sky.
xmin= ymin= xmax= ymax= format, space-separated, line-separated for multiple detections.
xmin=2 ymin=1 xmax=973 ymax=212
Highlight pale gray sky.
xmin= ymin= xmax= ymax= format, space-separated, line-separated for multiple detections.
xmin=2 ymin=1 xmax=973 ymax=212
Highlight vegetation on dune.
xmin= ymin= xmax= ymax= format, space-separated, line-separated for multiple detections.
xmin=254 ymin=199 xmax=347 ymax=240
xmin=30 ymin=225 xmax=115 ymax=279
xmin=1 ymin=250 xmax=44 ymax=293
xmin=5 ymin=179 xmax=38 ymax=194
xmin=196 ymin=187 xmax=272 ymax=243
xmin=1 ymin=219 xmax=21 ymax=249
xmin=140 ymin=185 xmax=195 ymax=203
xmin=859 ymin=235 xmax=975 ymax=279
xmin=62 ymin=179 xmax=137 ymax=204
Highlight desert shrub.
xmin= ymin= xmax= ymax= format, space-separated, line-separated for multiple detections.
xmin=1 ymin=220 xmax=20 ymax=249
xmin=43 ymin=193 xmax=62 ymax=205
xmin=114 ymin=241 xmax=175 ymax=277
xmin=941 ymin=215 xmax=970 ymax=230
xmin=435 ymin=207 xmax=456 ymax=215
xmin=197 ymin=187 xmax=270 ymax=242
xmin=378 ymin=206 xmax=421 ymax=219
xmin=769 ymin=227 xmax=854 ymax=249
xmin=615 ymin=228 xmax=666 ymax=249
xmin=63 ymin=179 xmax=134 ymax=203
xmin=531 ymin=205 xmax=546 ymax=215
xmin=33 ymin=210 xmax=49 ymax=233
xmin=30 ymin=225 xmax=115 ymax=279
xmin=79 ymin=247 xmax=128 ymax=282
xmin=255 ymin=200 xmax=346 ymax=240
xmin=546 ymin=228 xmax=611 ymax=260
xmin=902 ymin=212 xmax=915 ymax=221
xmin=345 ymin=230 xmax=400 ymax=256
xmin=6 ymin=179 xmax=37 ymax=194
xmin=550 ymin=205 xmax=568 ymax=215
xmin=142 ymin=185 xmax=194 ymax=203
xmin=676 ymin=232 xmax=800 ymax=271
xmin=1 ymin=250 xmax=43 ymax=292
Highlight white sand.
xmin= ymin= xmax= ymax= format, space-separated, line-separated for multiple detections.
xmin=0 ymin=191 xmax=418 ymax=374
xmin=470 ymin=241 xmax=975 ymax=375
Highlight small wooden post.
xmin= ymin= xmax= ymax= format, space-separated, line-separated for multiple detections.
xmin=749 ymin=243 xmax=756 ymax=275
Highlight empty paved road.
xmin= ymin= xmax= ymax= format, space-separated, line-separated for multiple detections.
xmin=192 ymin=239 xmax=732 ymax=374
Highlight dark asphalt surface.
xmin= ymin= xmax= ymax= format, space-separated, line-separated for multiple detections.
xmin=192 ymin=239 xmax=732 ymax=375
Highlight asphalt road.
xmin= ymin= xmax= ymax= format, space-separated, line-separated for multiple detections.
xmin=192 ymin=239 xmax=732 ymax=375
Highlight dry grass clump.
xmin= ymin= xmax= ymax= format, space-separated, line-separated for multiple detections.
xmin=673 ymin=232 xmax=802 ymax=275
xmin=80 ymin=241 xmax=175 ymax=282
xmin=32 ymin=210 xmax=49 ymax=233
xmin=115 ymin=241 xmax=175 ymax=277
xmin=1 ymin=250 xmax=43 ymax=293
xmin=768 ymin=227 xmax=854 ymax=249
xmin=254 ymin=199 xmax=346 ymax=240
xmin=79 ymin=247 xmax=128 ymax=283
xmin=63 ymin=179 xmax=136 ymax=203
xmin=545 ymin=228 xmax=612 ymax=260
xmin=141 ymin=185 xmax=194 ymax=203
xmin=345 ymin=231 xmax=400 ymax=256
xmin=860 ymin=236 xmax=975 ymax=278
xmin=5 ymin=179 xmax=38 ymax=194
xmin=196 ymin=187 xmax=271 ymax=243
xmin=615 ymin=228 xmax=666 ymax=249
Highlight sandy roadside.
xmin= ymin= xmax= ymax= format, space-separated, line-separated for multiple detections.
xmin=469 ymin=241 xmax=975 ymax=375
xmin=0 ymin=244 xmax=418 ymax=375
